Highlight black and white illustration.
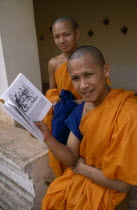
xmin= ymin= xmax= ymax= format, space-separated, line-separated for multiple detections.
xmin=9 ymin=81 xmax=38 ymax=113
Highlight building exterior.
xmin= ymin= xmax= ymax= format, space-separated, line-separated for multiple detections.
xmin=0 ymin=0 xmax=137 ymax=209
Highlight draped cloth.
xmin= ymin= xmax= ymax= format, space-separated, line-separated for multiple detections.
xmin=44 ymin=62 xmax=81 ymax=131
xmin=52 ymin=89 xmax=78 ymax=145
xmin=43 ymin=62 xmax=81 ymax=177
xmin=41 ymin=89 xmax=137 ymax=210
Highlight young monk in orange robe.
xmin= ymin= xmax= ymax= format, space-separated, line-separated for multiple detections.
xmin=36 ymin=46 xmax=137 ymax=209
xmin=45 ymin=62 xmax=81 ymax=177
xmin=44 ymin=17 xmax=81 ymax=177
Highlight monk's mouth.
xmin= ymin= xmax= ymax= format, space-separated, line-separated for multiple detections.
xmin=81 ymin=90 xmax=94 ymax=97
xmin=60 ymin=45 xmax=68 ymax=49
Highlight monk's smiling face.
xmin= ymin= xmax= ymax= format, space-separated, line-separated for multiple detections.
xmin=52 ymin=21 xmax=79 ymax=54
xmin=68 ymin=53 xmax=110 ymax=106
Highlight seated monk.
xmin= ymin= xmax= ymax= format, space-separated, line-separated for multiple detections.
xmin=36 ymin=45 xmax=137 ymax=209
xmin=44 ymin=16 xmax=82 ymax=177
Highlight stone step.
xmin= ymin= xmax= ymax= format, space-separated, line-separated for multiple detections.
xmin=0 ymin=172 xmax=34 ymax=204
xmin=0 ymin=109 xmax=55 ymax=210
xmin=0 ymin=179 xmax=32 ymax=210
xmin=0 ymin=198 xmax=12 ymax=210
xmin=0 ymin=155 xmax=35 ymax=198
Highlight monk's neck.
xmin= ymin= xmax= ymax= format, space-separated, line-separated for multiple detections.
xmin=93 ymin=86 xmax=111 ymax=107
xmin=63 ymin=45 xmax=78 ymax=59
xmin=63 ymin=53 xmax=70 ymax=59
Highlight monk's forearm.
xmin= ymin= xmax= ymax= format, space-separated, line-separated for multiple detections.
xmin=79 ymin=163 xmax=131 ymax=193
xmin=35 ymin=121 xmax=78 ymax=167
xmin=45 ymin=135 xmax=77 ymax=167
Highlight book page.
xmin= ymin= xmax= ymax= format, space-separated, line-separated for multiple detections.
xmin=0 ymin=73 xmax=52 ymax=141
xmin=3 ymin=102 xmax=44 ymax=141
xmin=1 ymin=73 xmax=52 ymax=121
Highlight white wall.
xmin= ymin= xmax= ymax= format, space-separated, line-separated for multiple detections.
xmin=34 ymin=0 xmax=137 ymax=92
xmin=0 ymin=0 xmax=42 ymax=94
xmin=0 ymin=34 xmax=8 ymax=96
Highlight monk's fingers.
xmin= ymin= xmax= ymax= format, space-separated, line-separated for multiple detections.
xmin=29 ymin=133 xmax=36 ymax=139
xmin=78 ymin=157 xmax=85 ymax=163
xmin=35 ymin=121 xmax=47 ymax=130
xmin=35 ymin=121 xmax=45 ymax=126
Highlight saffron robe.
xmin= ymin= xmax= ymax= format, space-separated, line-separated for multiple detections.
xmin=41 ymin=89 xmax=137 ymax=210
xmin=44 ymin=62 xmax=81 ymax=177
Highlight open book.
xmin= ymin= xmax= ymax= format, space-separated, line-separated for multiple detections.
xmin=0 ymin=73 xmax=52 ymax=142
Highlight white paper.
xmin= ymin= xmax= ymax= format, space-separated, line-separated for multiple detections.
xmin=0 ymin=73 xmax=52 ymax=141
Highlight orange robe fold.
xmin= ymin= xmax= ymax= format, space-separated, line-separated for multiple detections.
xmin=42 ymin=89 xmax=137 ymax=210
xmin=43 ymin=62 xmax=81 ymax=177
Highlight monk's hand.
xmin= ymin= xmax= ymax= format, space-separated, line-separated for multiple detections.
xmin=74 ymin=99 xmax=84 ymax=105
xmin=71 ymin=157 xmax=85 ymax=174
xmin=52 ymin=100 xmax=60 ymax=110
xmin=52 ymin=100 xmax=60 ymax=105
xmin=35 ymin=121 xmax=51 ymax=141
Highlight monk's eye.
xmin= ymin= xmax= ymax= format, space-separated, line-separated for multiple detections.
xmin=54 ymin=36 xmax=59 ymax=39
xmin=71 ymin=76 xmax=79 ymax=81
xmin=85 ymin=73 xmax=93 ymax=78
xmin=64 ymin=33 xmax=70 ymax=37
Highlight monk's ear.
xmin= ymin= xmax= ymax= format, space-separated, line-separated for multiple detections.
xmin=103 ymin=63 xmax=110 ymax=77
xmin=75 ymin=28 xmax=80 ymax=40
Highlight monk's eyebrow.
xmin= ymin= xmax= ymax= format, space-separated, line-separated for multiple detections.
xmin=84 ymin=71 xmax=94 ymax=75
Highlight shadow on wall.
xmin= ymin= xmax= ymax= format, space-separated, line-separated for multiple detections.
xmin=42 ymin=83 xmax=49 ymax=94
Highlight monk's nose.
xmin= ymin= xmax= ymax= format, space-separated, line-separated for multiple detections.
xmin=59 ymin=36 xmax=65 ymax=43
xmin=80 ymin=78 xmax=89 ymax=90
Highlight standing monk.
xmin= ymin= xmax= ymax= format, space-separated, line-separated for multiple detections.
xmin=44 ymin=16 xmax=82 ymax=177
xmin=36 ymin=46 xmax=137 ymax=210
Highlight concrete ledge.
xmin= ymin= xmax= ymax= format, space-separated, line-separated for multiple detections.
xmin=0 ymin=104 xmax=55 ymax=210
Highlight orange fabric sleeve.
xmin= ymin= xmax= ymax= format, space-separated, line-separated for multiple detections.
xmin=43 ymin=89 xmax=60 ymax=131
xmin=46 ymin=88 xmax=60 ymax=102
xmin=48 ymin=150 xmax=67 ymax=177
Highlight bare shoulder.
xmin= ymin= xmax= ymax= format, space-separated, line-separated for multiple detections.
xmin=48 ymin=57 xmax=57 ymax=74
xmin=48 ymin=54 xmax=67 ymax=73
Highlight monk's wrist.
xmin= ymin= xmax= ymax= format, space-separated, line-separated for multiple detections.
xmin=78 ymin=162 xmax=86 ymax=175
xmin=44 ymin=132 xmax=53 ymax=143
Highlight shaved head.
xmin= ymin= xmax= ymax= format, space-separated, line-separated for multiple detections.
xmin=68 ymin=45 xmax=105 ymax=68
xmin=51 ymin=16 xmax=78 ymax=32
